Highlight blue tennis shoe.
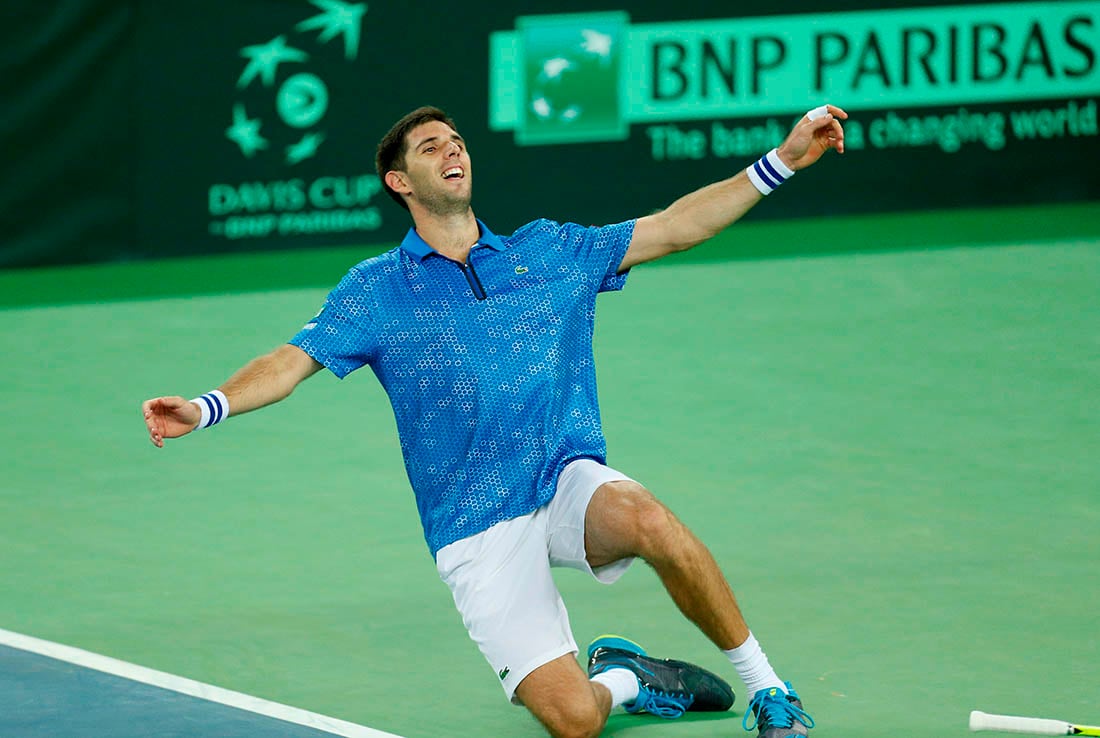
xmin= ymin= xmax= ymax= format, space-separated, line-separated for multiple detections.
xmin=587 ymin=635 xmax=735 ymax=719
xmin=742 ymin=681 xmax=815 ymax=737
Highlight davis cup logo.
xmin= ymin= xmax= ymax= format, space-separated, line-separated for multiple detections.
xmin=208 ymin=0 xmax=384 ymax=242
xmin=225 ymin=0 xmax=367 ymax=163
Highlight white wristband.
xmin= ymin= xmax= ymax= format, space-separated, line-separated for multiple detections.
xmin=191 ymin=390 xmax=229 ymax=429
xmin=746 ymin=148 xmax=795 ymax=196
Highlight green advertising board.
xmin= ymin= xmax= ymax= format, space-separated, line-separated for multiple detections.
xmin=492 ymin=2 xmax=1100 ymax=142
xmin=4 ymin=0 xmax=1099 ymax=268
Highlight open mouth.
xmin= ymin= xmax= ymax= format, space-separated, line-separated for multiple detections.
xmin=442 ymin=167 xmax=464 ymax=180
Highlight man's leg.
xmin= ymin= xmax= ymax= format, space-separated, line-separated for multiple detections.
xmin=514 ymin=653 xmax=611 ymax=738
xmin=582 ymin=478 xmax=814 ymax=737
xmin=436 ymin=507 xmax=627 ymax=738
xmin=584 ymin=479 xmax=749 ymax=650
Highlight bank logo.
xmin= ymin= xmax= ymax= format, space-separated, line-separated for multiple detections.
xmin=490 ymin=3 xmax=1100 ymax=147
xmin=226 ymin=0 xmax=367 ymax=163
xmin=491 ymin=12 xmax=628 ymax=145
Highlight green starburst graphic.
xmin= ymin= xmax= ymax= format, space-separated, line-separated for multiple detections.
xmin=286 ymin=132 xmax=326 ymax=164
xmin=225 ymin=2 xmax=369 ymax=162
xmin=225 ymin=104 xmax=269 ymax=157
xmin=296 ymin=0 xmax=368 ymax=60
xmin=237 ymin=36 xmax=309 ymax=89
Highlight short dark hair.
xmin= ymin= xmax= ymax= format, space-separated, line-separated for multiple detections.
xmin=375 ymin=106 xmax=458 ymax=211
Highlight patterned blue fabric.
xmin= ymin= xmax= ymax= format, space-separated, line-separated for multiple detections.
xmin=290 ymin=218 xmax=635 ymax=555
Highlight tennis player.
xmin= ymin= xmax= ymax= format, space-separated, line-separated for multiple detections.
xmin=143 ymin=103 xmax=845 ymax=738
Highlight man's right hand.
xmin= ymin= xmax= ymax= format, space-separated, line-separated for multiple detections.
xmin=141 ymin=345 xmax=323 ymax=449
xmin=142 ymin=396 xmax=201 ymax=448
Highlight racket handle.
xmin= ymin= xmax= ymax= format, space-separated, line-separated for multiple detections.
xmin=970 ymin=710 xmax=1071 ymax=735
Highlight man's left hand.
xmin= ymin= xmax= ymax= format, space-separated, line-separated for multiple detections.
xmin=777 ymin=104 xmax=848 ymax=171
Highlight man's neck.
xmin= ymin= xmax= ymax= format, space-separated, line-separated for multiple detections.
xmin=410 ymin=209 xmax=480 ymax=263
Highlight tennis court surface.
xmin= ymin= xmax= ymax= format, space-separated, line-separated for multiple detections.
xmin=1 ymin=205 xmax=1097 ymax=737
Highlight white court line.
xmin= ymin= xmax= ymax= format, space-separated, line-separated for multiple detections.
xmin=0 ymin=627 xmax=404 ymax=738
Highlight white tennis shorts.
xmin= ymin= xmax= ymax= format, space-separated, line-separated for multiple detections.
xmin=435 ymin=458 xmax=636 ymax=702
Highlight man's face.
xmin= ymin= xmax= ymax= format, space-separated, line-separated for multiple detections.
xmin=393 ymin=120 xmax=472 ymax=215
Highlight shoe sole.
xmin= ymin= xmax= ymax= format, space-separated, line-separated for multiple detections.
xmin=587 ymin=633 xmax=645 ymax=660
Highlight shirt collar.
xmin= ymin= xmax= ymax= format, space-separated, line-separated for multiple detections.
xmin=399 ymin=219 xmax=506 ymax=261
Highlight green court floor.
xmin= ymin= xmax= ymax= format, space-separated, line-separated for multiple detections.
xmin=1 ymin=207 xmax=1097 ymax=737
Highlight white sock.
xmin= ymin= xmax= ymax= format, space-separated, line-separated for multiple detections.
xmin=724 ymin=633 xmax=786 ymax=698
xmin=591 ymin=668 xmax=641 ymax=709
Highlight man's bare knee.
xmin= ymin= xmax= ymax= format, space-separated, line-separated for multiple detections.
xmin=635 ymin=498 xmax=682 ymax=553
xmin=586 ymin=481 xmax=688 ymax=565
xmin=533 ymin=699 xmax=605 ymax=738
xmin=516 ymin=655 xmax=608 ymax=738
xmin=606 ymin=484 xmax=681 ymax=557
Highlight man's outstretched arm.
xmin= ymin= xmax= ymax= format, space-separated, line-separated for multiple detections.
xmin=619 ymin=105 xmax=848 ymax=272
xmin=142 ymin=343 xmax=323 ymax=448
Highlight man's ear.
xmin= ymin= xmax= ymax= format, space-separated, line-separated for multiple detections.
xmin=385 ymin=170 xmax=409 ymax=196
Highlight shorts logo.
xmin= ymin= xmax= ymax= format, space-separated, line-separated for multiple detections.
xmin=499 ymin=666 xmax=510 ymax=681
xmin=514 ymin=265 xmax=529 ymax=274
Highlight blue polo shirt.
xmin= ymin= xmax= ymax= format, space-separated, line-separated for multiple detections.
xmin=290 ymin=218 xmax=635 ymax=555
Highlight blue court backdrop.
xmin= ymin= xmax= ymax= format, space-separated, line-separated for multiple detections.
xmin=3 ymin=0 xmax=1100 ymax=267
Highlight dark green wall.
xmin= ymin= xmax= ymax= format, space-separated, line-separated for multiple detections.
xmin=4 ymin=0 xmax=1099 ymax=268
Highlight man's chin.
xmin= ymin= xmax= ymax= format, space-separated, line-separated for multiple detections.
xmin=420 ymin=192 xmax=473 ymax=216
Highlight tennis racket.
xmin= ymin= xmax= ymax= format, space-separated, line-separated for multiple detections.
xmin=970 ymin=710 xmax=1100 ymax=736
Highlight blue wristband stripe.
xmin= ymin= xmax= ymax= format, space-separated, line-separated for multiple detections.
xmin=210 ymin=393 xmax=225 ymax=425
xmin=199 ymin=395 xmax=218 ymax=428
xmin=753 ymin=160 xmax=780 ymax=190
xmin=759 ymin=156 xmax=786 ymax=186
xmin=747 ymin=148 xmax=794 ymax=196
xmin=192 ymin=390 xmax=229 ymax=429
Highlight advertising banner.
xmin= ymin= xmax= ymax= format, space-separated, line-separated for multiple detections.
xmin=4 ymin=0 xmax=1099 ymax=268
xmin=135 ymin=0 xmax=1100 ymax=260
xmin=132 ymin=1 xmax=389 ymax=258
xmin=491 ymin=3 xmax=1100 ymax=137
xmin=485 ymin=1 xmax=1100 ymax=224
